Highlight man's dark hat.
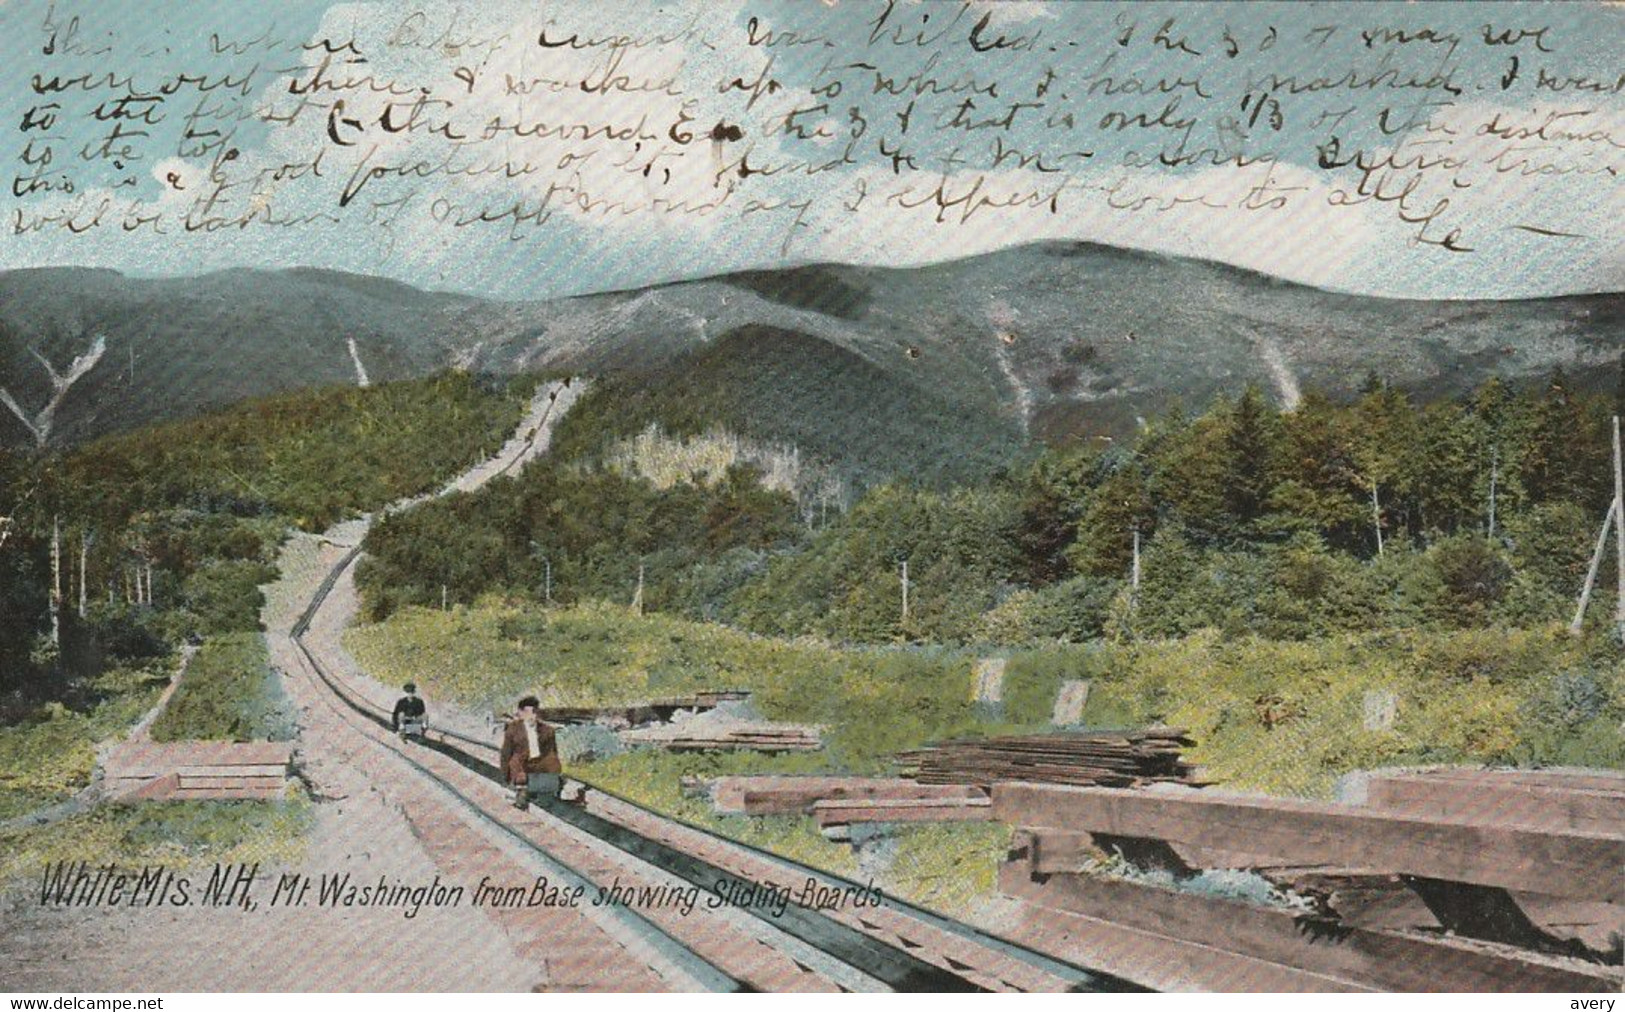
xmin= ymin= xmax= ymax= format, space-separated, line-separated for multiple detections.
xmin=518 ymin=695 xmax=540 ymax=710
xmin=404 ymin=683 xmax=417 ymax=694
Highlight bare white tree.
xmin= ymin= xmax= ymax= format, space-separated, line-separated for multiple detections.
xmin=1 ymin=335 xmax=107 ymax=447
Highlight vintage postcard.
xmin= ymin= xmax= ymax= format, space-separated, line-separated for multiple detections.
xmin=0 ymin=0 xmax=1621 ymax=997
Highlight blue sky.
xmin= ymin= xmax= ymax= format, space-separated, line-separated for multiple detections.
xmin=2 ymin=0 xmax=1621 ymax=301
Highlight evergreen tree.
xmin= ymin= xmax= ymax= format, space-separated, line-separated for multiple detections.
xmin=1015 ymin=448 xmax=1098 ymax=585
xmin=1067 ymin=464 xmax=1155 ymax=579
xmin=1270 ymin=390 xmax=1366 ymax=549
xmin=1221 ymin=386 xmax=1280 ymax=538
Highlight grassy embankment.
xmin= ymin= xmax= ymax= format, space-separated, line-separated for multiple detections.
xmin=0 ymin=798 xmax=314 ymax=882
xmin=0 ymin=662 xmax=170 ymax=821
xmin=149 ymin=634 xmax=295 ymax=743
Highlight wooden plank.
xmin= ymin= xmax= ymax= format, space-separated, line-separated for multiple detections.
xmin=1393 ymin=767 xmax=1625 ymax=796
xmin=1027 ymin=829 xmax=1289 ymax=875
xmin=993 ymin=784 xmax=1625 ymax=902
xmin=812 ymin=798 xmax=992 ymax=827
xmin=171 ymin=786 xmax=287 ymax=800
xmin=718 ymin=778 xmax=983 ymax=816
xmin=115 ymin=774 xmax=287 ymax=802
xmin=999 ymin=863 xmax=1620 ymax=992
xmin=115 ymin=773 xmax=179 ymax=801
xmin=171 ymin=763 xmax=290 ymax=778
xmin=813 ymin=797 xmax=991 ymax=810
xmin=1006 ymin=895 xmax=1374 ymax=992
xmin=1512 ymin=894 xmax=1625 ymax=957
xmin=660 ymin=744 xmax=821 ymax=753
xmin=176 ymin=776 xmax=289 ymax=790
xmin=1257 ymin=867 xmax=1625 ymax=955
xmin=105 ymin=742 xmax=292 ymax=778
xmin=1367 ymin=773 xmax=1625 ymax=835
xmin=694 ymin=690 xmax=751 ymax=707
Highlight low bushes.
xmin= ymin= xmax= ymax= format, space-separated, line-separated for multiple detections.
xmin=149 ymin=634 xmax=293 ymax=743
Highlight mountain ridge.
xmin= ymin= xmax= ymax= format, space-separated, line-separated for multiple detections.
xmin=2 ymin=241 xmax=1618 ymax=463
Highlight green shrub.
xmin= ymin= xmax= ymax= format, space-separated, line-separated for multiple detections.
xmin=149 ymin=634 xmax=293 ymax=742
xmin=182 ymin=560 xmax=279 ymax=634
xmin=0 ymin=661 xmax=171 ymax=819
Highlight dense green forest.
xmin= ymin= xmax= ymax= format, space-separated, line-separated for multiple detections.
xmin=0 ymin=372 xmax=534 ymax=706
xmin=356 ymin=373 xmax=1625 ymax=646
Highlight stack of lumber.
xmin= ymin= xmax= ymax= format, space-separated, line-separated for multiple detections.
xmin=619 ymin=718 xmax=821 ymax=753
xmin=897 ymin=727 xmax=1198 ymax=788
xmin=105 ymin=741 xmax=292 ymax=801
xmin=695 ymin=775 xmax=986 ymax=816
xmin=988 ymin=768 xmax=1624 ymax=992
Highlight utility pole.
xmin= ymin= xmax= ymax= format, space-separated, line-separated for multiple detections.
xmin=1569 ymin=498 xmax=1614 ymax=636
xmin=1570 ymin=420 xmax=1624 ymax=640
xmin=900 ymin=560 xmax=910 ymax=626
xmin=49 ymin=514 xmax=61 ymax=649
xmin=1614 ymin=416 xmax=1624 ymax=642
xmin=441 ymin=584 xmax=448 ymax=611
xmin=632 ymin=563 xmax=645 ymax=615
xmin=78 ymin=531 xmax=87 ymax=618
xmin=1371 ymin=479 xmax=1384 ymax=557
xmin=1131 ymin=527 xmax=1141 ymax=591
xmin=544 ymin=558 xmax=552 ymax=605
xmin=1488 ymin=444 xmax=1499 ymax=541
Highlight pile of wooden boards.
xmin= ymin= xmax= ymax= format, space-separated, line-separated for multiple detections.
xmin=991 ymin=766 xmax=1624 ymax=992
xmin=106 ymin=741 xmax=293 ymax=801
xmin=897 ymin=727 xmax=1199 ymax=788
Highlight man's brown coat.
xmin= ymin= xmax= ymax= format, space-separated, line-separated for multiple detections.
xmin=499 ymin=716 xmax=561 ymax=784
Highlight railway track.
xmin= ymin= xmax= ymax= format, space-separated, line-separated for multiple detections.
xmin=287 ymin=543 xmax=1138 ymax=993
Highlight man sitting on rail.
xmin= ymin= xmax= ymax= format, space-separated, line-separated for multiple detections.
xmin=392 ymin=682 xmax=427 ymax=740
xmin=500 ymin=695 xmax=561 ymax=810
